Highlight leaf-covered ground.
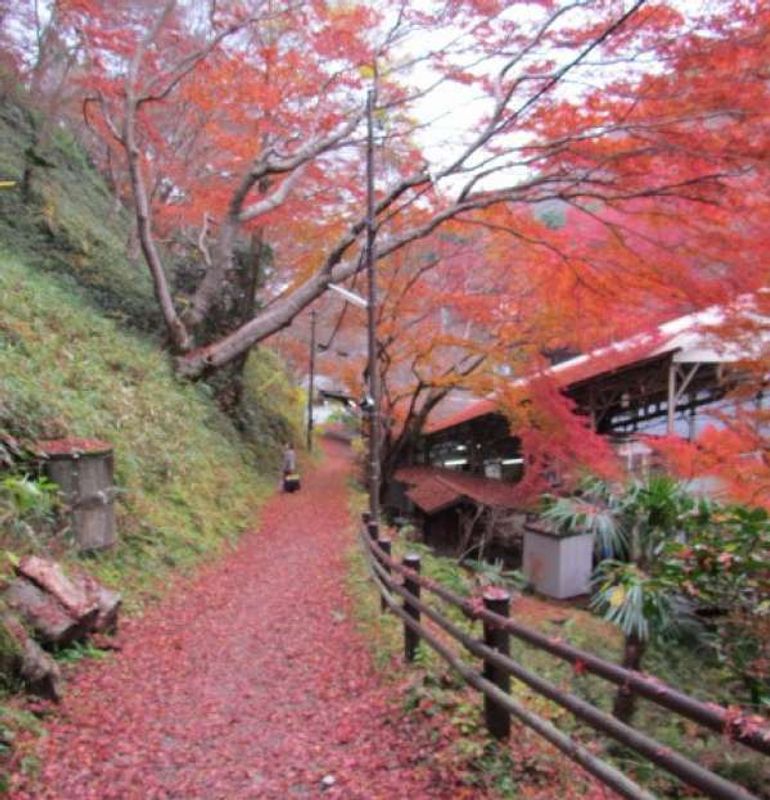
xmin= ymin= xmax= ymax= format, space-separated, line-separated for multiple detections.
xmin=8 ymin=438 xmax=623 ymax=799
xmin=6 ymin=440 xmax=493 ymax=798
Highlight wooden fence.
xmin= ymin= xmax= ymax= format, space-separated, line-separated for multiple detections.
xmin=359 ymin=518 xmax=769 ymax=800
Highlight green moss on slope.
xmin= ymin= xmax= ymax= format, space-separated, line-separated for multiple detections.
xmin=0 ymin=252 xmax=278 ymax=607
xmin=0 ymin=101 xmax=160 ymax=332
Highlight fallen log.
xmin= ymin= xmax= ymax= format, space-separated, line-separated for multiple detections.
xmin=1 ymin=613 xmax=61 ymax=701
xmin=19 ymin=636 xmax=62 ymax=701
xmin=1 ymin=557 xmax=121 ymax=700
xmin=71 ymin=569 xmax=121 ymax=634
xmin=5 ymin=578 xmax=97 ymax=647
xmin=16 ymin=555 xmax=99 ymax=620
xmin=14 ymin=556 xmax=121 ymax=636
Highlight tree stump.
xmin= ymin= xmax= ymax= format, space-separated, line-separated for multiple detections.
xmin=35 ymin=438 xmax=117 ymax=551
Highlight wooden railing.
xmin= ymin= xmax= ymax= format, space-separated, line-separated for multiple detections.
xmin=359 ymin=518 xmax=769 ymax=800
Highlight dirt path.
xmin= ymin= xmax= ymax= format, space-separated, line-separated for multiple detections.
xmin=10 ymin=438 xmax=480 ymax=800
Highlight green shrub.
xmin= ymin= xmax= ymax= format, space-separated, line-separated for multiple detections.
xmin=0 ymin=474 xmax=59 ymax=551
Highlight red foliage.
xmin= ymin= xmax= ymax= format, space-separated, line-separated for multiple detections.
xmin=651 ymin=410 xmax=770 ymax=510
xmin=7 ymin=441 xmax=619 ymax=799
xmin=498 ymin=376 xmax=622 ymax=503
xmin=572 ymin=659 xmax=587 ymax=677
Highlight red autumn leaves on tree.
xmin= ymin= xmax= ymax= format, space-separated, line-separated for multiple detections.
xmin=3 ymin=1 xmax=770 ymax=497
xmin=6 ymin=2 xmax=767 ymax=365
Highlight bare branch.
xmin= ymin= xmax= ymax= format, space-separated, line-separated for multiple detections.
xmin=197 ymin=213 xmax=214 ymax=271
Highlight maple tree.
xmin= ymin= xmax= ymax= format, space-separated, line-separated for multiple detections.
xmin=306 ymin=190 xmax=769 ymax=503
xmin=4 ymin=1 xmax=770 ymax=495
xmin=372 ymin=233 xmax=496 ymax=488
xmin=303 ymin=220 xmax=581 ymax=493
xmin=6 ymin=0 xmax=768 ymax=383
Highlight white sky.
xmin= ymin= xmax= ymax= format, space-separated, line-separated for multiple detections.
xmin=385 ymin=0 xmax=705 ymax=194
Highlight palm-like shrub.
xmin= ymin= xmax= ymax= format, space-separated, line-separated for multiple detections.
xmin=545 ymin=474 xmax=770 ymax=717
xmin=543 ymin=475 xmax=707 ymax=722
xmin=540 ymin=476 xmax=628 ymax=559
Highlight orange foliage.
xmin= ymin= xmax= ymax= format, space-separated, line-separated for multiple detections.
xmin=654 ymin=415 xmax=770 ymax=510
xmin=4 ymin=0 xmax=770 ymax=487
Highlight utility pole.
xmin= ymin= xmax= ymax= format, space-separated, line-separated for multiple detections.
xmin=307 ymin=309 xmax=317 ymax=452
xmin=365 ymin=88 xmax=380 ymax=523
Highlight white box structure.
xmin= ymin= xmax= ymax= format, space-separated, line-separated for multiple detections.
xmin=522 ymin=528 xmax=594 ymax=600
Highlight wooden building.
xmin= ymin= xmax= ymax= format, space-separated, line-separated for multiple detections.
xmin=390 ymin=298 xmax=766 ymax=551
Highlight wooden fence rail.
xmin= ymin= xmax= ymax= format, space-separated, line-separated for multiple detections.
xmin=360 ymin=524 xmax=768 ymax=800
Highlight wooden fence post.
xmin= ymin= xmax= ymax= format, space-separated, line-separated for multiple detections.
xmin=403 ymin=553 xmax=421 ymax=662
xmin=483 ymin=588 xmax=511 ymax=739
xmin=378 ymin=538 xmax=391 ymax=613
xmin=367 ymin=521 xmax=379 ymax=541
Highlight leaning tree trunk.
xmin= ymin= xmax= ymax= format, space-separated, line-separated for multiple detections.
xmin=612 ymin=632 xmax=647 ymax=724
xmin=379 ymin=385 xmax=453 ymax=494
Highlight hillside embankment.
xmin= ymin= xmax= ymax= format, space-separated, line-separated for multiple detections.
xmin=0 ymin=94 xmax=302 ymax=678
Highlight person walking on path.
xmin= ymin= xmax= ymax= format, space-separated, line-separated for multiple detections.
xmin=282 ymin=442 xmax=299 ymax=492
xmin=282 ymin=442 xmax=296 ymax=474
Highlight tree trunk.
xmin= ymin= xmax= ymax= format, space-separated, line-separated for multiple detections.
xmin=612 ymin=632 xmax=647 ymax=724
xmin=204 ymin=228 xmax=268 ymax=415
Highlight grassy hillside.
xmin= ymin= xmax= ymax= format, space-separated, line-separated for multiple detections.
xmin=0 ymin=94 xmax=304 ymax=604
xmin=0 ymin=252 xmax=297 ymax=604
xmin=0 ymin=101 xmax=160 ymax=332
xmin=0 ymin=94 xmax=305 ymax=784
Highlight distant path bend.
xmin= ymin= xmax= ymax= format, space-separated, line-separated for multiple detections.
xmin=10 ymin=437 xmax=475 ymax=799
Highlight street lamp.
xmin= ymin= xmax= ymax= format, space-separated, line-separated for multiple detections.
xmin=364 ymin=88 xmax=381 ymax=524
xmin=324 ymin=279 xmax=379 ymax=516
xmin=322 ymin=90 xmax=380 ymax=522
xmin=328 ymin=283 xmax=369 ymax=309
